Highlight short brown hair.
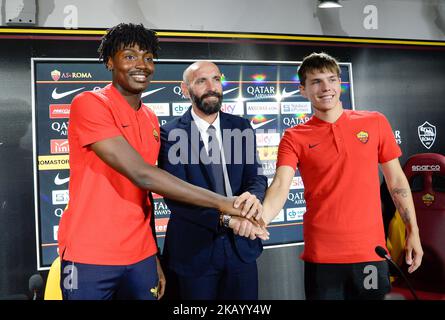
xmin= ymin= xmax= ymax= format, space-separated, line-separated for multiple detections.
xmin=298 ymin=52 xmax=341 ymax=85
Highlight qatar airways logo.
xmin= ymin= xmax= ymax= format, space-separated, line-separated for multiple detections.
xmin=288 ymin=191 xmax=306 ymax=205
xmin=263 ymin=161 xmax=277 ymax=176
xmin=246 ymin=86 xmax=276 ymax=98
xmin=51 ymin=121 xmax=68 ymax=136
xmin=154 ymin=201 xmax=171 ymax=216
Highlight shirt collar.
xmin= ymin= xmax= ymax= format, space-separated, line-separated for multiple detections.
xmin=191 ymin=107 xmax=221 ymax=133
xmin=310 ymin=109 xmax=348 ymax=126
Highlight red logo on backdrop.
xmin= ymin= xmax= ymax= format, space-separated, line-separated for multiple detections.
xmin=50 ymin=139 xmax=69 ymax=154
xmin=49 ymin=104 xmax=70 ymax=119
xmin=155 ymin=218 xmax=169 ymax=234
xmin=152 ymin=193 xmax=163 ymax=199
xmin=51 ymin=70 xmax=61 ymax=81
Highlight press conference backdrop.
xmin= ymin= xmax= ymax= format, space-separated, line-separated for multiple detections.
xmin=2 ymin=30 xmax=445 ymax=297
xmin=32 ymin=59 xmax=354 ymax=270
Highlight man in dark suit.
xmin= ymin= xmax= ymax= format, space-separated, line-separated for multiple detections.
xmin=159 ymin=61 xmax=268 ymax=300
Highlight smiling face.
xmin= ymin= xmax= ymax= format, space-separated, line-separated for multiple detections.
xmin=107 ymin=43 xmax=154 ymax=96
xmin=299 ymin=69 xmax=342 ymax=115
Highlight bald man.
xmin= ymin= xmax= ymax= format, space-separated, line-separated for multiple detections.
xmin=158 ymin=61 xmax=268 ymax=300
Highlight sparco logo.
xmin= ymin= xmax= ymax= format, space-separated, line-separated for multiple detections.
xmin=418 ymin=121 xmax=436 ymax=149
xmin=412 ymin=165 xmax=440 ymax=172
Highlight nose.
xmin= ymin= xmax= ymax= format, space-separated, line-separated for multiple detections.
xmin=320 ymin=79 xmax=331 ymax=92
xmin=135 ymin=57 xmax=154 ymax=73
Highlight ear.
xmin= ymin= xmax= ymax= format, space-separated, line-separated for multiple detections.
xmin=180 ymin=82 xmax=190 ymax=99
xmin=299 ymin=84 xmax=307 ymax=98
xmin=106 ymin=57 xmax=113 ymax=71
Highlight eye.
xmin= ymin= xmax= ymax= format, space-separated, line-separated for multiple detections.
xmin=145 ymin=56 xmax=153 ymax=62
xmin=125 ymin=55 xmax=136 ymax=60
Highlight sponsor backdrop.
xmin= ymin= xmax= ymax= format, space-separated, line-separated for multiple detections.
xmin=32 ymin=59 xmax=354 ymax=269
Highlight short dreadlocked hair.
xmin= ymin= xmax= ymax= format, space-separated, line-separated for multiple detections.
xmin=98 ymin=23 xmax=159 ymax=67
xmin=298 ymin=52 xmax=341 ymax=86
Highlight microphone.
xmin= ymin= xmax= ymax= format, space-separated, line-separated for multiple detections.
xmin=29 ymin=274 xmax=44 ymax=300
xmin=375 ymin=246 xmax=419 ymax=300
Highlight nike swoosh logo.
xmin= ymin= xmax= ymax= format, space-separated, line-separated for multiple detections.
xmin=250 ymin=118 xmax=276 ymax=130
xmin=281 ymin=88 xmax=300 ymax=99
xmin=222 ymin=87 xmax=238 ymax=95
xmin=54 ymin=173 xmax=70 ymax=185
xmin=141 ymin=87 xmax=165 ymax=98
xmin=52 ymin=87 xmax=85 ymax=100
xmin=309 ymin=143 xmax=320 ymax=149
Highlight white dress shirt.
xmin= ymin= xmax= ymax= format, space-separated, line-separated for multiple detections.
xmin=191 ymin=108 xmax=233 ymax=197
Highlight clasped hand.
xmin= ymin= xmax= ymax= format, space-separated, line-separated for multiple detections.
xmin=228 ymin=192 xmax=269 ymax=241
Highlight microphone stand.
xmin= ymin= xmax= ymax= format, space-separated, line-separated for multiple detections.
xmin=387 ymin=257 xmax=419 ymax=300
xmin=375 ymin=246 xmax=419 ymax=300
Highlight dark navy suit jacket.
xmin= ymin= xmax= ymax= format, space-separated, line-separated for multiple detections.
xmin=158 ymin=108 xmax=268 ymax=276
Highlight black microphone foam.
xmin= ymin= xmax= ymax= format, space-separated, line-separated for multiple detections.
xmin=29 ymin=274 xmax=44 ymax=293
xmin=375 ymin=245 xmax=389 ymax=259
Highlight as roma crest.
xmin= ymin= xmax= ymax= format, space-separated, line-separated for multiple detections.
xmin=418 ymin=121 xmax=436 ymax=149
xmin=51 ymin=69 xmax=61 ymax=81
xmin=422 ymin=193 xmax=435 ymax=207
xmin=356 ymin=131 xmax=369 ymax=144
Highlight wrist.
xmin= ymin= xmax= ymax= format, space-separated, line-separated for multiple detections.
xmin=218 ymin=197 xmax=230 ymax=214
xmin=406 ymin=224 xmax=419 ymax=235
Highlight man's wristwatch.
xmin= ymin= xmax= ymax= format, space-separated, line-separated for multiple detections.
xmin=222 ymin=214 xmax=231 ymax=228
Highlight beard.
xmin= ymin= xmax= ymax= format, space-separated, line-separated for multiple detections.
xmin=190 ymin=90 xmax=222 ymax=115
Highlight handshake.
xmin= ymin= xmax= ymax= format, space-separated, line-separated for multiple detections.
xmin=220 ymin=191 xmax=270 ymax=241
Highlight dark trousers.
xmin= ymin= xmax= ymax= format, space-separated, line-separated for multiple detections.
xmin=304 ymin=260 xmax=391 ymax=300
xmin=60 ymin=255 xmax=158 ymax=300
xmin=177 ymin=234 xmax=258 ymax=300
